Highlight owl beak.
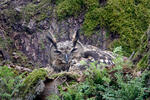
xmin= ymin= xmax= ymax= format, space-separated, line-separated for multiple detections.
xmin=65 ymin=54 xmax=69 ymax=64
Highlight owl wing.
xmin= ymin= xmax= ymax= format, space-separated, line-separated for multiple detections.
xmin=69 ymin=45 xmax=116 ymax=71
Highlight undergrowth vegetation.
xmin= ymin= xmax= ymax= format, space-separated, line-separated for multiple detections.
xmin=0 ymin=66 xmax=47 ymax=100
xmin=48 ymin=51 xmax=150 ymax=100
xmin=0 ymin=47 xmax=149 ymax=100
xmin=0 ymin=66 xmax=24 ymax=100
xmin=58 ymin=69 xmax=150 ymax=100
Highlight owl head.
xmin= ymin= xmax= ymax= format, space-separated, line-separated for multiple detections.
xmin=47 ymin=30 xmax=83 ymax=72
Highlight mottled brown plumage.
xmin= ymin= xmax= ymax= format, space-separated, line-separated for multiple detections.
xmin=47 ymin=30 xmax=115 ymax=72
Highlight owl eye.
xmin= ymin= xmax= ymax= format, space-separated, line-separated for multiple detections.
xmin=71 ymin=48 xmax=77 ymax=53
xmin=54 ymin=50 xmax=62 ymax=54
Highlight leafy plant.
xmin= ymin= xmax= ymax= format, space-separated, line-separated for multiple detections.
xmin=56 ymin=50 xmax=150 ymax=100
xmin=0 ymin=66 xmax=25 ymax=100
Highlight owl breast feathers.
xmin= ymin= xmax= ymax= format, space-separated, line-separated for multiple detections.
xmin=47 ymin=30 xmax=116 ymax=72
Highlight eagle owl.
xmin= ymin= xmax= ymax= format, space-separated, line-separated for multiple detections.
xmin=47 ymin=30 xmax=115 ymax=72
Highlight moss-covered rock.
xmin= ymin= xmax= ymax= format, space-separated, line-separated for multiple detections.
xmin=23 ymin=68 xmax=47 ymax=93
xmin=16 ymin=68 xmax=47 ymax=99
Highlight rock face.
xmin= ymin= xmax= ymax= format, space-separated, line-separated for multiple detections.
xmin=0 ymin=0 xmax=110 ymax=68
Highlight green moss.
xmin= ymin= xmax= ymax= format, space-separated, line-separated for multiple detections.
xmin=22 ymin=68 xmax=47 ymax=95
xmin=55 ymin=0 xmax=64 ymax=5
xmin=133 ymin=31 xmax=149 ymax=69
xmin=56 ymin=0 xmax=100 ymax=19
xmin=49 ymin=72 xmax=79 ymax=80
xmin=83 ymin=0 xmax=150 ymax=56
xmin=56 ymin=0 xmax=85 ymax=19
xmin=84 ymin=0 xmax=99 ymax=10
xmin=137 ymin=55 xmax=149 ymax=69
xmin=82 ymin=8 xmax=105 ymax=36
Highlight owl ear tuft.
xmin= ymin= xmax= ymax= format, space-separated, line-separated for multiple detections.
xmin=47 ymin=32 xmax=57 ymax=49
xmin=72 ymin=29 xmax=80 ymax=47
